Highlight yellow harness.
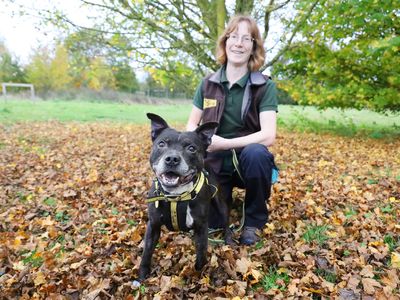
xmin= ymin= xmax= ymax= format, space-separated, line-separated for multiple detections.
xmin=146 ymin=171 xmax=217 ymax=231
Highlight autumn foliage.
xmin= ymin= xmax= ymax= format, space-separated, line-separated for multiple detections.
xmin=0 ymin=122 xmax=399 ymax=298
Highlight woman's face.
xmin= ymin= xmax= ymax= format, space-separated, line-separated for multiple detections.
xmin=225 ymin=21 xmax=254 ymax=68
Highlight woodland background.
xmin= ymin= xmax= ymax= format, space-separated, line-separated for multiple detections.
xmin=0 ymin=0 xmax=399 ymax=111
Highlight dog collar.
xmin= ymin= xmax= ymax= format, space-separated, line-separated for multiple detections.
xmin=147 ymin=171 xmax=207 ymax=204
xmin=146 ymin=171 xmax=217 ymax=231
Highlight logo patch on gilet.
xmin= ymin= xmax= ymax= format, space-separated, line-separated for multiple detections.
xmin=204 ymin=98 xmax=217 ymax=109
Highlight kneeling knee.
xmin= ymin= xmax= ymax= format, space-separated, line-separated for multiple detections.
xmin=241 ymin=144 xmax=272 ymax=162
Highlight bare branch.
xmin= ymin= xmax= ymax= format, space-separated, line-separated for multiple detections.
xmin=267 ymin=0 xmax=291 ymax=13
xmin=54 ymin=14 xmax=136 ymax=35
xmin=264 ymin=0 xmax=275 ymax=41
xmin=263 ymin=0 xmax=320 ymax=70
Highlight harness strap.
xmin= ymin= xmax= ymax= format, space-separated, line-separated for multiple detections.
xmin=146 ymin=171 xmax=213 ymax=231
xmin=170 ymin=202 xmax=179 ymax=231
xmin=146 ymin=171 xmax=206 ymax=203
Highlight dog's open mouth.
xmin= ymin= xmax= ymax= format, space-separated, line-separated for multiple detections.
xmin=159 ymin=171 xmax=195 ymax=187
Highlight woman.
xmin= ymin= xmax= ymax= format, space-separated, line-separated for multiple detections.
xmin=186 ymin=15 xmax=278 ymax=245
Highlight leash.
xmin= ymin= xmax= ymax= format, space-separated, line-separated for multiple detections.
xmin=232 ymin=148 xmax=279 ymax=184
xmin=231 ymin=149 xmax=246 ymax=233
xmin=208 ymin=149 xmax=279 ymax=244
xmin=207 ymin=150 xmax=245 ymax=244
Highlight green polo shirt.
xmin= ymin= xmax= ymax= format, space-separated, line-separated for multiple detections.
xmin=193 ymin=67 xmax=278 ymax=139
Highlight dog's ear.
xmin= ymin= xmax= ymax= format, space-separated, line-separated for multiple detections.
xmin=147 ymin=113 xmax=169 ymax=141
xmin=195 ymin=122 xmax=219 ymax=146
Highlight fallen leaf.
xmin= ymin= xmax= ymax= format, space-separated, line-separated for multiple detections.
xmin=380 ymin=269 xmax=398 ymax=289
xmin=235 ymin=257 xmax=250 ymax=275
xmin=12 ymin=261 xmax=25 ymax=271
xmin=39 ymin=216 xmax=55 ymax=227
xmin=225 ymin=280 xmax=247 ymax=297
xmin=34 ymin=271 xmax=46 ymax=286
xmin=338 ymin=288 xmax=360 ymax=300
xmin=360 ymin=265 xmax=374 ymax=278
xmin=391 ymin=252 xmax=400 ymax=268
xmin=244 ymin=268 xmax=262 ymax=285
xmin=362 ymin=277 xmax=382 ymax=295
xmin=70 ymin=259 xmax=87 ymax=270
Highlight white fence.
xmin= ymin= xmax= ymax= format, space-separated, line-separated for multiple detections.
xmin=1 ymin=82 xmax=35 ymax=99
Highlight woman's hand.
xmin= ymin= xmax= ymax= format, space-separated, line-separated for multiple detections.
xmin=207 ymin=110 xmax=277 ymax=152
xmin=207 ymin=134 xmax=228 ymax=152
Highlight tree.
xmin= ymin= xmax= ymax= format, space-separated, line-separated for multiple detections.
xmin=145 ymin=60 xmax=201 ymax=98
xmin=113 ymin=63 xmax=139 ymax=93
xmin=50 ymin=45 xmax=73 ymax=91
xmin=273 ymin=0 xmax=400 ymax=111
xmin=83 ymin=57 xmax=116 ymax=91
xmin=26 ymin=40 xmax=119 ymax=94
xmin=40 ymin=0 xmax=319 ymax=74
xmin=25 ymin=0 xmax=316 ymax=98
xmin=63 ymin=29 xmax=108 ymax=88
xmin=63 ymin=29 xmax=139 ymax=92
xmin=26 ymin=44 xmax=73 ymax=95
xmin=26 ymin=47 xmax=53 ymax=95
xmin=0 ymin=41 xmax=26 ymax=83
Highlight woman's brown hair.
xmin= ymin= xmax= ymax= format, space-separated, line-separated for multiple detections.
xmin=216 ymin=15 xmax=265 ymax=72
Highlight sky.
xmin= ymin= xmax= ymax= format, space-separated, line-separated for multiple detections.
xmin=0 ymin=0 xmax=94 ymax=64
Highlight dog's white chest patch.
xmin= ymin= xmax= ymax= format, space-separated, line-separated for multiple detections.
xmin=186 ymin=207 xmax=194 ymax=228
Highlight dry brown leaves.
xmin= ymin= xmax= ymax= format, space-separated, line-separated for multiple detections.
xmin=0 ymin=122 xmax=399 ymax=299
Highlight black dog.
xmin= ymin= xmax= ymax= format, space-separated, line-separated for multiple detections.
xmin=138 ymin=113 xmax=230 ymax=280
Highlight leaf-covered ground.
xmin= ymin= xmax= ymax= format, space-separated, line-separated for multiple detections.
xmin=0 ymin=122 xmax=399 ymax=299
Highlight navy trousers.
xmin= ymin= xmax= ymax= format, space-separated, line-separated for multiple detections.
xmin=208 ymin=143 xmax=275 ymax=229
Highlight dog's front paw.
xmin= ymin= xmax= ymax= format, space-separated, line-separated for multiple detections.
xmin=224 ymin=228 xmax=235 ymax=245
xmin=195 ymin=257 xmax=207 ymax=271
xmin=138 ymin=266 xmax=150 ymax=281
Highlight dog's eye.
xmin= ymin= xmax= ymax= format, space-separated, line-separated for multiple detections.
xmin=158 ymin=141 xmax=166 ymax=148
xmin=187 ymin=145 xmax=196 ymax=153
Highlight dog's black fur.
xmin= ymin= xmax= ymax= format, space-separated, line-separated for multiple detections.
xmin=138 ymin=113 xmax=231 ymax=280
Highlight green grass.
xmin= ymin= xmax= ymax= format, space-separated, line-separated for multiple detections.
xmin=55 ymin=211 xmax=70 ymax=223
xmin=384 ymin=234 xmax=399 ymax=252
xmin=278 ymin=105 xmax=400 ymax=139
xmin=0 ymin=99 xmax=399 ymax=138
xmin=315 ymin=268 xmax=337 ymax=283
xmin=260 ymin=267 xmax=290 ymax=292
xmin=302 ymin=224 xmax=330 ymax=245
xmin=43 ymin=197 xmax=57 ymax=207
xmin=22 ymin=250 xmax=44 ymax=268
xmin=344 ymin=206 xmax=358 ymax=218
xmin=0 ymin=99 xmax=191 ymax=125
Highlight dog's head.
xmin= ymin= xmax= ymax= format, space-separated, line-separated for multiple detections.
xmin=147 ymin=113 xmax=218 ymax=190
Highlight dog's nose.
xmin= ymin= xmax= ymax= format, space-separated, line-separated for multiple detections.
xmin=165 ymin=155 xmax=181 ymax=167
xmin=165 ymin=155 xmax=181 ymax=166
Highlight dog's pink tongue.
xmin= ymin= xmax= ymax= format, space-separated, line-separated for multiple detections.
xmin=161 ymin=173 xmax=179 ymax=186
